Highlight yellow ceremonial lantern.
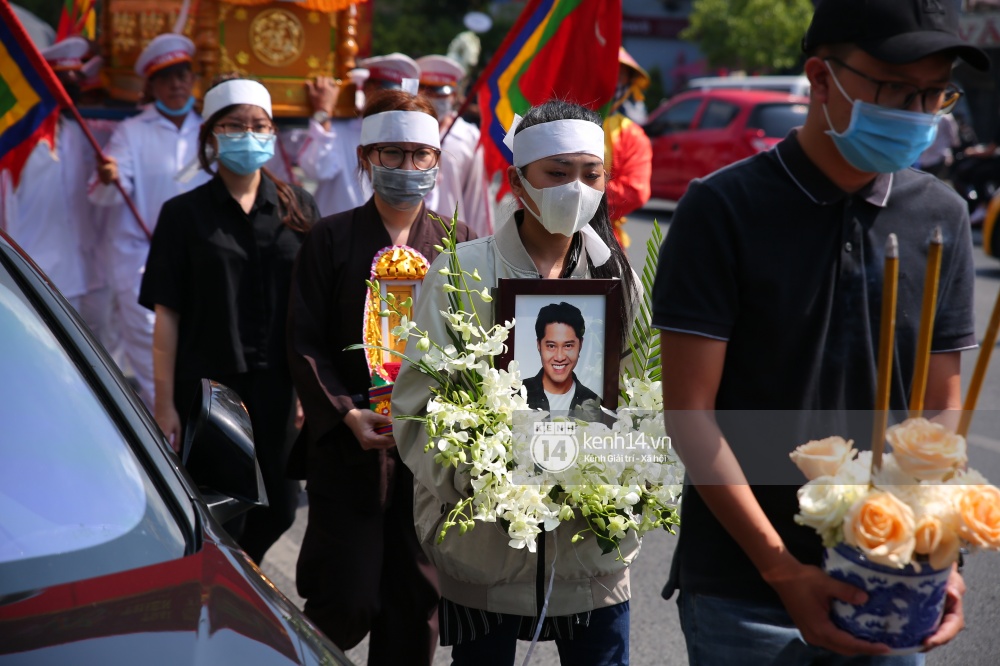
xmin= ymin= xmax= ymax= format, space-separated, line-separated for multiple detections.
xmin=100 ymin=0 xmax=370 ymax=117
xmin=363 ymin=246 xmax=431 ymax=382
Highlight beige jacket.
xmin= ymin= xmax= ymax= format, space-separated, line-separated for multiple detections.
xmin=392 ymin=215 xmax=639 ymax=617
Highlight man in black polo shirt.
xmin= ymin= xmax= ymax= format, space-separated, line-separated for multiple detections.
xmin=651 ymin=0 xmax=989 ymax=663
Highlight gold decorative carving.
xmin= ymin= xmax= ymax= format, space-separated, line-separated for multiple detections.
xmin=138 ymin=12 xmax=167 ymax=41
xmin=234 ymin=8 xmax=247 ymax=21
xmin=236 ymin=50 xmax=250 ymax=65
xmin=307 ymin=11 xmax=320 ymax=24
xmin=198 ymin=0 xmax=221 ymax=90
xmin=111 ymin=14 xmax=138 ymax=56
xmin=218 ymin=45 xmax=249 ymax=77
xmin=333 ymin=4 xmax=359 ymax=118
xmin=250 ymin=8 xmax=305 ymax=67
xmin=307 ymin=55 xmax=320 ymax=69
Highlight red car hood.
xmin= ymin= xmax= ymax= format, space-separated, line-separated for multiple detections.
xmin=0 ymin=539 xmax=342 ymax=665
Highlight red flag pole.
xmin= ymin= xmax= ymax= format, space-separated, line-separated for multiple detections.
xmin=65 ymin=106 xmax=152 ymax=241
xmin=1 ymin=1 xmax=151 ymax=240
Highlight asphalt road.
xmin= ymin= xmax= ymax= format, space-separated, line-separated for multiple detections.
xmin=260 ymin=203 xmax=1000 ymax=665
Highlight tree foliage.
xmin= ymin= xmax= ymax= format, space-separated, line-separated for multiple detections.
xmin=372 ymin=0 xmax=510 ymax=61
xmin=682 ymin=0 xmax=814 ymax=73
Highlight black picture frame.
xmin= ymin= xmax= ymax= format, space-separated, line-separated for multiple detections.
xmin=496 ymin=278 xmax=623 ymax=411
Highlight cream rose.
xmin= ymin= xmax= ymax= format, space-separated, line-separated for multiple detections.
xmin=843 ymin=490 xmax=916 ymax=568
xmin=955 ymin=484 xmax=1000 ymax=549
xmin=885 ymin=417 xmax=967 ymax=480
xmin=913 ymin=511 xmax=961 ymax=570
xmin=790 ymin=437 xmax=857 ymax=481
xmin=795 ymin=476 xmax=865 ymax=546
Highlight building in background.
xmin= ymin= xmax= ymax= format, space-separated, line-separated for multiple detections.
xmin=622 ymin=0 xmax=703 ymax=109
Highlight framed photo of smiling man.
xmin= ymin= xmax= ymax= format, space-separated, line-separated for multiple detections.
xmin=496 ymin=278 xmax=622 ymax=413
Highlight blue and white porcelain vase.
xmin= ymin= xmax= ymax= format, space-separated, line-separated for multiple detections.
xmin=823 ymin=544 xmax=951 ymax=655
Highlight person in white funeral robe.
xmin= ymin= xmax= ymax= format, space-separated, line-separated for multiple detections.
xmin=77 ymin=56 xmax=122 ymax=356
xmin=416 ymin=55 xmax=493 ymax=236
xmin=1 ymin=37 xmax=91 ymax=312
xmin=88 ymin=33 xmax=211 ymax=408
xmin=299 ymin=53 xmax=420 ymax=217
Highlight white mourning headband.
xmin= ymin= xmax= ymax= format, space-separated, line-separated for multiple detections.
xmin=202 ymin=79 xmax=273 ymax=120
xmin=503 ymin=115 xmax=605 ymax=167
xmin=360 ymin=110 xmax=441 ymax=149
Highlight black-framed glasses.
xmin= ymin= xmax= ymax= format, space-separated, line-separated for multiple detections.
xmin=215 ymin=122 xmax=275 ymax=136
xmin=372 ymin=146 xmax=441 ymax=171
xmin=826 ymin=58 xmax=962 ymax=115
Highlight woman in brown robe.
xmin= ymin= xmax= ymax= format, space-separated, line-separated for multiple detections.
xmin=286 ymin=89 xmax=476 ymax=664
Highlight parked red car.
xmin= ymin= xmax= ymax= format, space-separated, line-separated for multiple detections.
xmin=644 ymin=88 xmax=809 ymax=201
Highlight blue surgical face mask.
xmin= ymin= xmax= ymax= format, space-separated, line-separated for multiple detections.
xmin=823 ymin=63 xmax=940 ymax=174
xmin=155 ymin=96 xmax=195 ymax=117
xmin=370 ymin=163 xmax=438 ymax=209
xmin=215 ymin=132 xmax=276 ymax=175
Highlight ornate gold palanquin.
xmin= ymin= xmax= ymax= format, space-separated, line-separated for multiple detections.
xmin=100 ymin=0 xmax=369 ymax=117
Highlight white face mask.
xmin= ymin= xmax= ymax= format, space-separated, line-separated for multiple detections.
xmin=430 ymin=97 xmax=454 ymax=120
xmin=516 ymin=167 xmax=604 ymax=237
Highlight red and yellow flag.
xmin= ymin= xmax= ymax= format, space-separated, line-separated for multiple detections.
xmin=0 ymin=1 xmax=74 ymax=187
xmin=477 ymin=0 xmax=622 ymax=200
xmin=56 ymin=0 xmax=96 ymax=41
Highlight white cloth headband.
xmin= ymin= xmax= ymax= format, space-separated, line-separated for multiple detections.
xmin=503 ymin=115 xmax=605 ymax=167
xmin=360 ymin=110 xmax=441 ymax=149
xmin=202 ymin=79 xmax=272 ymax=120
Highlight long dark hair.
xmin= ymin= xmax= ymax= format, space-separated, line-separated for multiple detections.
xmin=197 ymin=78 xmax=311 ymax=233
xmin=514 ymin=100 xmax=636 ymax=351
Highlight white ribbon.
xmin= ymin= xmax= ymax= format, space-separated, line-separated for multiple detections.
xmin=202 ymin=79 xmax=273 ymax=120
xmin=504 ymin=117 xmax=605 ymax=168
xmin=580 ymin=225 xmax=611 ymax=267
xmin=401 ymin=77 xmax=420 ymax=95
xmin=360 ymin=110 xmax=441 ymax=148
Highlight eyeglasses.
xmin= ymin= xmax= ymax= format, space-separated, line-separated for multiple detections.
xmin=214 ymin=122 xmax=275 ymax=136
xmin=825 ymin=58 xmax=962 ymax=115
xmin=372 ymin=146 xmax=441 ymax=171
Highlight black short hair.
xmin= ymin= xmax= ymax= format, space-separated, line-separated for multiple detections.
xmin=535 ymin=302 xmax=585 ymax=341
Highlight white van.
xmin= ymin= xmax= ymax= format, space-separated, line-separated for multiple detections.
xmin=683 ymin=75 xmax=811 ymax=98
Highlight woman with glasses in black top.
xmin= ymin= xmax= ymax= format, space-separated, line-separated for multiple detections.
xmin=140 ymin=78 xmax=319 ymax=563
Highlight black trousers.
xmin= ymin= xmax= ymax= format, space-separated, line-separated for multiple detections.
xmin=178 ymin=367 xmax=300 ymax=563
xmin=296 ymin=448 xmax=439 ymax=665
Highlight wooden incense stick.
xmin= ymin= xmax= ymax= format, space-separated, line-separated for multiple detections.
xmin=958 ymin=284 xmax=1000 ymax=437
xmin=872 ymin=234 xmax=899 ymax=474
xmin=909 ymin=227 xmax=943 ymax=417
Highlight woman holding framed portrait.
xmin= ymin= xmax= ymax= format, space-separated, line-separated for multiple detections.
xmin=393 ymin=100 xmax=639 ymax=665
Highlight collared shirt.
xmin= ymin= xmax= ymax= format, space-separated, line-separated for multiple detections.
xmin=297 ymin=117 xmax=372 ymax=217
xmin=424 ymin=115 xmax=494 ymax=237
xmin=139 ymin=175 xmax=318 ymax=382
xmin=651 ymin=130 xmax=976 ymax=602
xmin=917 ymin=113 xmax=959 ymax=168
xmin=88 ymin=106 xmax=210 ymax=287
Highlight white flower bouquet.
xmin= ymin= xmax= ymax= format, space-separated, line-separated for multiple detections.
xmin=360 ymin=215 xmax=682 ymax=557
xmin=791 ymin=419 xmax=1000 ymax=570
